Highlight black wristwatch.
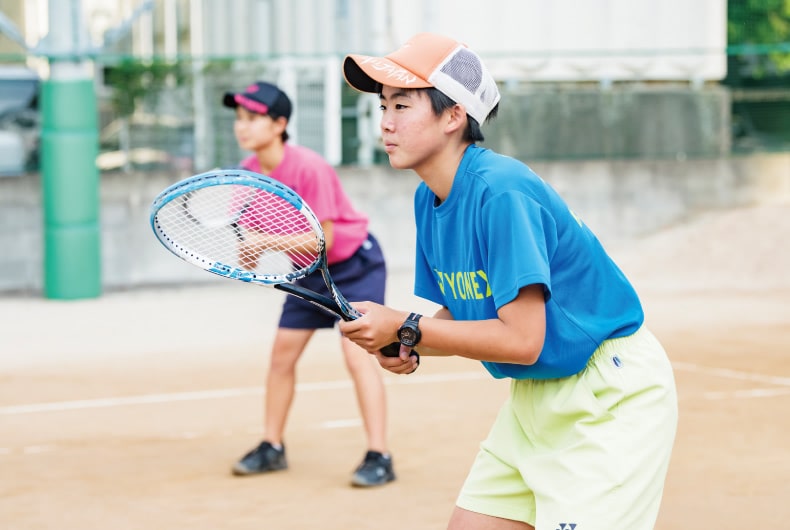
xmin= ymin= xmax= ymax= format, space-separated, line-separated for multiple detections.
xmin=397 ymin=312 xmax=422 ymax=347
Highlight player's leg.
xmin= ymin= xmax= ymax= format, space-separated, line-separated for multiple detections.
xmin=263 ymin=327 xmax=315 ymax=445
xmin=232 ymin=327 xmax=313 ymax=476
xmin=332 ymin=234 xmax=394 ymax=486
xmin=447 ymin=507 xmax=535 ymax=530
xmin=262 ymin=289 xmax=339 ymax=447
xmin=342 ymin=335 xmax=388 ymax=451
xmin=232 ymin=288 xmax=338 ymax=477
xmin=342 ymin=334 xmax=396 ymax=487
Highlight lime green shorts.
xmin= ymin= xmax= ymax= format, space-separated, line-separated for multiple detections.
xmin=456 ymin=326 xmax=678 ymax=530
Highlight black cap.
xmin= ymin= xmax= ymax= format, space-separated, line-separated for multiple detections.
xmin=222 ymin=81 xmax=292 ymax=120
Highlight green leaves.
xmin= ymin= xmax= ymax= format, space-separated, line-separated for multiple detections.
xmin=103 ymin=58 xmax=187 ymax=117
xmin=728 ymin=0 xmax=790 ymax=78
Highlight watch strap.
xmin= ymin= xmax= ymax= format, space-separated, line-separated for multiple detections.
xmin=398 ymin=312 xmax=423 ymax=347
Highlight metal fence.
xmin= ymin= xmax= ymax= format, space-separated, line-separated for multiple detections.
xmin=91 ymin=55 xmax=342 ymax=176
xmin=0 ymin=48 xmax=788 ymax=179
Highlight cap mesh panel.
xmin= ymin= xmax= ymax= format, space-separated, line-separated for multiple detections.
xmin=440 ymin=49 xmax=483 ymax=93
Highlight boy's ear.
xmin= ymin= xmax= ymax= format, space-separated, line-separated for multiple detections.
xmin=444 ymin=103 xmax=467 ymax=134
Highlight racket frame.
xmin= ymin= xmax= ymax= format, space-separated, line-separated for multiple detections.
xmin=150 ymin=169 xmax=414 ymax=360
xmin=151 ymin=170 xmax=359 ymax=320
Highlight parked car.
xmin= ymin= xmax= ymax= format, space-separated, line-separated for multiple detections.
xmin=0 ymin=65 xmax=40 ymax=176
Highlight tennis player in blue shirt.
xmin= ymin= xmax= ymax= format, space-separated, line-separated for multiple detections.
xmin=338 ymin=33 xmax=678 ymax=530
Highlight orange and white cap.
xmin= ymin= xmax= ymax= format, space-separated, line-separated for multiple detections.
xmin=343 ymin=32 xmax=500 ymax=125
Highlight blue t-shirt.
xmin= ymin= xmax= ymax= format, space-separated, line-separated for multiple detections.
xmin=413 ymin=145 xmax=644 ymax=380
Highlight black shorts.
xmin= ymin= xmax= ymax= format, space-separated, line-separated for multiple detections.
xmin=278 ymin=234 xmax=387 ymax=329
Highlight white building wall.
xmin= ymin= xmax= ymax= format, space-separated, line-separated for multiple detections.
xmin=384 ymin=0 xmax=727 ymax=82
xmin=17 ymin=0 xmax=727 ymax=82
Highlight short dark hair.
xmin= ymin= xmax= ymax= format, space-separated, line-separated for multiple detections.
xmin=267 ymin=112 xmax=290 ymax=143
xmin=423 ymin=87 xmax=498 ymax=143
xmin=267 ymin=109 xmax=290 ymax=143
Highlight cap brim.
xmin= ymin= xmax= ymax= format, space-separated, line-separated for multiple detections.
xmin=343 ymin=54 xmax=432 ymax=94
xmin=222 ymin=93 xmax=238 ymax=108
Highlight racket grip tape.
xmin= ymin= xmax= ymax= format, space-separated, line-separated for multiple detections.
xmin=380 ymin=342 xmax=420 ymax=365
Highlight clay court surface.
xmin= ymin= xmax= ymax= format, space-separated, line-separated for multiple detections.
xmin=1 ymin=202 xmax=789 ymax=529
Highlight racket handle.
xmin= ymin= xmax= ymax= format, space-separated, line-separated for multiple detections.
xmin=380 ymin=342 xmax=420 ymax=364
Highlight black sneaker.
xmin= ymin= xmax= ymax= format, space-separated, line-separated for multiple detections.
xmin=351 ymin=450 xmax=396 ymax=487
xmin=232 ymin=441 xmax=287 ymax=476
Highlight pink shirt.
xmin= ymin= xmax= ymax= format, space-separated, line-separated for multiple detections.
xmin=240 ymin=144 xmax=369 ymax=264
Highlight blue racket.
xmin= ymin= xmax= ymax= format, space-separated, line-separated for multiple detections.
xmin=150 ymin=169 xmax=415 ymax=360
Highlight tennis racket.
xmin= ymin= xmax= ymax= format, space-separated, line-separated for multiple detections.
xmin=149 ymin=168 xmax=416 ymax=360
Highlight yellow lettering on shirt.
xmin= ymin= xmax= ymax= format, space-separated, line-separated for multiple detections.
xmin=434 ymin=268 xmax=492 ymax=301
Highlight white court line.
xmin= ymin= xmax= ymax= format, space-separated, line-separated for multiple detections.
xmin=4 ymin=362 xmax=786 ymax=417
xmin=2 ymin=364 xmax=788 ymax=456
xmin=0 ymin=371 xmax=489 ymax=416
xmin=673 ymin=361 xmax=790 ymax=400
xmin=0 ymin=387 xmax=264 ymax=416
xmin=703 ymin=387 xmax=790 ymax=400
xmin=22 ymin=444 xmax=56 ymax=454
xmin=672 ymin=361 xmax=790 ymax=387
xmin=320 ymin=418 xmax=362 ymax=429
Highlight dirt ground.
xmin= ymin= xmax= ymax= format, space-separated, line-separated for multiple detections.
xmin=1 ymin=202 xmax=789 ymax=530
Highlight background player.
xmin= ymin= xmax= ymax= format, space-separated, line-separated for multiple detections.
xmin=223 ymin=81 xmax=396 ymax=487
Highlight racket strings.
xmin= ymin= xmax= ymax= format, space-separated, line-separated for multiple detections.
xmin=154 ymin=184 xmax=322 ymax=279
xmin=238 ymin=193 xmax=321 ymax=271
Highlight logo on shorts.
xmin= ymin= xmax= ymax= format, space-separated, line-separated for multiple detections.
xmin=612 ymin=355 xmax=622 ymax=368
xmin=556 ymin=524 xmax=577 ymax=530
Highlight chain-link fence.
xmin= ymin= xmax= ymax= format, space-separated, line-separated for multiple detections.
xmin=0 ymin=46 xmax=787 ymax=178
xmin=91 ymin=55 xmax=342 ymax=176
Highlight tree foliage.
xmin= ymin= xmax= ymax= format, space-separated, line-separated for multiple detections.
xmin=728 ymin=0 xmax=790 ymax=78
xmin=103 ymin=58 xmax=188 ymax=117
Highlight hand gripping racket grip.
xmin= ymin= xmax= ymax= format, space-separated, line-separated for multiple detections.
xmin=381 ymin=342 xmax=420 ymax=366
xmin=274 ymin=284 xmax=418 ymax=362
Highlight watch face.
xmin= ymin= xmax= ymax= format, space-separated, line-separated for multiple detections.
xmin=399 ymin=327 xmax=418 ymax=346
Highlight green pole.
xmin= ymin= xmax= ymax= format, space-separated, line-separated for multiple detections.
xmin=41 ymin=76 xmax=101 ymax=299
xmin=40 ymin=0 xmax=101 ymax=299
